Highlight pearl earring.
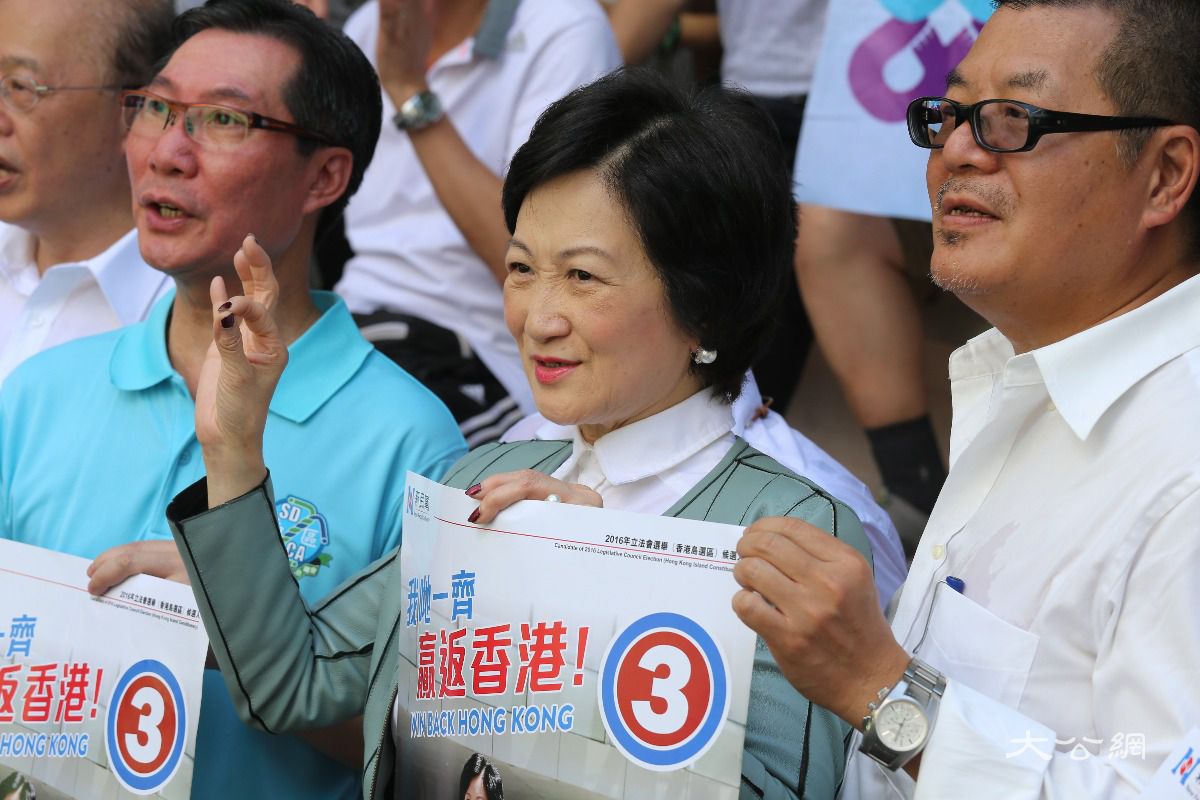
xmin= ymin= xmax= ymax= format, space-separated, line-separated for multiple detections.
xmin=692 ymin=348 xmax=717 ymax=365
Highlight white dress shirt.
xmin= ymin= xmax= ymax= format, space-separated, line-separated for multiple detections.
xmin=505 ymin=373 xmax=906 ymax=604
xmin=843 ymin=273 xmax=1200 ymax=799
xmin=0 ymin=224 xmax=169 ymax=386
xmin=336 ymin=0 xmax=621 ymax=411
xmin=729 ymin=373 xmax=906 ymax=605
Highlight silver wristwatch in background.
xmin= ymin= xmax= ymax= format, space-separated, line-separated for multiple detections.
xmin=859 ymin=657 xmax=946 ymax=770
xmin=393 ymin=89 xmax=444 ymax=131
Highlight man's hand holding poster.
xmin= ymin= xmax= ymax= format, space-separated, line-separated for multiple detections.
xmin=398 ymin=473 xmax=756 ymax=798
xmin=0 ymin=539 xmax=207 ymax=799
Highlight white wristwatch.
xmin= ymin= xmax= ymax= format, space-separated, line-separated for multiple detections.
xmin=858 ymin=657 xmax=946 ymax=770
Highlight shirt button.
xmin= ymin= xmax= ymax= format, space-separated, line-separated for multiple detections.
xmin=931 ymin=544 xmax=946 ymax=560
xmin=1046 ymin=401 xmax=1056 ymax=413
xmin=29 ymin=315 xmax=45 ymax=328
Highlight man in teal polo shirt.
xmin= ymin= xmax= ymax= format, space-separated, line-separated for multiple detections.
xmin=0 ymin=1 xmax=466 ymax=798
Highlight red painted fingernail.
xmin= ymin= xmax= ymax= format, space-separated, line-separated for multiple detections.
xmin=220 ymin=314 xmax=236 ymax=329
xmin=467 ymin=509 xmax=480 ymax=524
xmin=465 ymin=484 xmax=482 ymax=497
xmin=217 ymin=301 xmax=233 ymax=312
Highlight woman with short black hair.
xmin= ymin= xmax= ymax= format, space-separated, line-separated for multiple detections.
xmin=499 ymin=68 xmax=796 ymax=404
xmin=163 ymin=68 xmax=874 ymax=800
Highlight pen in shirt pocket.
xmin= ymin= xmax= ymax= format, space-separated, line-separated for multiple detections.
xmin=945 ymin=575 xmax=966 ymax=593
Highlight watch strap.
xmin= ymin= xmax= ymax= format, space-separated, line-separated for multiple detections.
xmin=860 ymin=712 xmax=909 ymax=770
xmin=858 ymin=657 xmax=946 ymax=771
xmin=902 ymin=658 xmax=946 ymax=707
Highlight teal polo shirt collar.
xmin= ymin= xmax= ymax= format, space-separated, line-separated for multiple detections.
xmin=473 ymin=0 xmax=520 ymax=59
xmin=109 ymin=290 xmax=373 ymax=424
xmin=109 ymin=287 xmax=176 ymax=392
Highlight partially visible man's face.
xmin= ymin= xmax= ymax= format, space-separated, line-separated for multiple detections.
xmin=926 ymin=5 xmax=1153 ymax=341
xmin=0 ymin=0 xmax=129 ymax=237
xmin=126 ymin=29 xmax=319 ymax=279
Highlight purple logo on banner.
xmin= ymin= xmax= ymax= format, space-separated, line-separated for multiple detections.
xmin=849 ymin=1 xmax=991 ymax=122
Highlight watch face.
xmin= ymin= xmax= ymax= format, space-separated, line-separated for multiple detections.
xmin=876 ymin=698 xmax=928 ymax=752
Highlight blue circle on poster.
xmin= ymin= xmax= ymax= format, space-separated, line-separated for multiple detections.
xmin=598 ymin=612 xmax=730 ymax=771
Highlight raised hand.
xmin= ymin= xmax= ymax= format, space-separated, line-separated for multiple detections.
xmin=464 ymin=470 xmax=602 ymax=525
xmin=376 ymin=0 xmax=434 ymax=99
xmin=194 ymin=234 xmax=289 ymax=506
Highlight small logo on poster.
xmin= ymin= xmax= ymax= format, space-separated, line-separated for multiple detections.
xmin=1176 ymin=747 xmax=1200 ymax=789
xmin=598 ymin=612 xmax=730 ymax=772
xmin=405 ymin=485 xmax=431 ymax=521
xmin=105 ymin=659 xmax=187 ymax=795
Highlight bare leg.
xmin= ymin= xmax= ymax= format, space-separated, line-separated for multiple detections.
xmin=796 ymin=205 xmax=944 ymax=555
xmin=796 ymin=205 xmax=925 ymax=428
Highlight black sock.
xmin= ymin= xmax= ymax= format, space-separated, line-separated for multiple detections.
xmin=866 ymin=416 xmax=946 ymax=514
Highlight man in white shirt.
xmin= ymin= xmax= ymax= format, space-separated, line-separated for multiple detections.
xmin=0 ymin=0 xmax=174 ymax=384
xmin=333 ymin=0 xmax=620 ymax=446
xmin=729 ymin=1 xmax=1200 ymax=798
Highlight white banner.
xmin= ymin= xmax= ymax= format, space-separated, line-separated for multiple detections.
xmin=0 ymin=539 xmax=208 ymax=799
xmin=795 ymin=0 xmax=992 ymax=220
xmin=396 ymin=472 xmax=756 ymax=798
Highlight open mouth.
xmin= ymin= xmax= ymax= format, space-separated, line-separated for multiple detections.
xmin=947 ymin=206 xmax=995 ymax=218
xmin=153 ymin=202 xmax=187 ymax=219
xmin=936 ymin=183 xmax=1005 ymax=223
xmin=532 ymin=356 xmax=581 ymax=384
xmin=939 ymin=195 xmax=1000 ymax=222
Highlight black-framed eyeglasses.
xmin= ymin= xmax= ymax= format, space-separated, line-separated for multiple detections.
xmin=907 ymin=96 xmax=1176 ymax=153
xmin=121 ymin=89 xmax=338 ymax=151
xmin=1 ymin=74 xmax=127 ymax=113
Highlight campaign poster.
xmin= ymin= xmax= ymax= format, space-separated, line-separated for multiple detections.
xmin=795 ymin=0 xmax=992 ymax=220
xmin=397 ymin=472 xmax=757 ymax=799
xmin=0 ymin=539 xmax=208 ymax=800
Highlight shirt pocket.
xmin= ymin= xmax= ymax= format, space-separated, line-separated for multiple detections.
xmin=919 ymin=582 xmax=1040 ymax=708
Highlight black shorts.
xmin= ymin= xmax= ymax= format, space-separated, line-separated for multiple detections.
xmin=354 ymin=311 xmax=526 ymax=447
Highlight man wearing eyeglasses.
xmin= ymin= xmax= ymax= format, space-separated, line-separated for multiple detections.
xmin=0 ymin=1 xmax=466 ymax=798
xmin=0 ymin=0 xmax=175 ymax=386
xmin=730 ymin=1 xmax=1200 ymax=798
